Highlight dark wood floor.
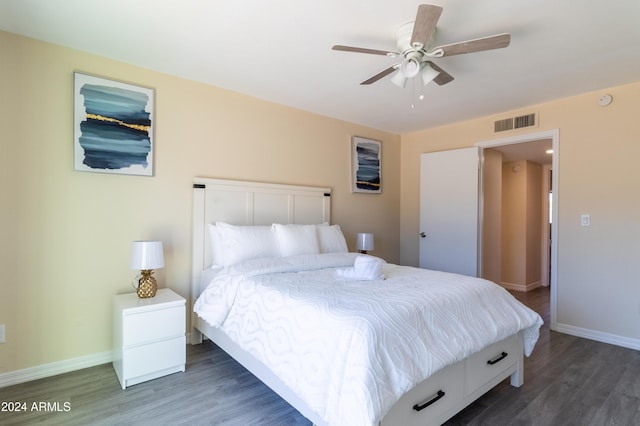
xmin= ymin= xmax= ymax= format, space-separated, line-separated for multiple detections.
xmin=445 ymin=287 xmax=640 ymax=426
xmin=1 ymin=286 xmax=639 ymax=425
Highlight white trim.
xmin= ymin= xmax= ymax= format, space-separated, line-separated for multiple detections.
xmin=0 ymin=351 xmax=113 ymax=389
xmin=541 ymin=164 xmax=552 ymax=288
xmin=0 ymin=336 xmax=193 ymax=389
xmin=500 ymin=280 xmax=542 ymax=292
xmin=476 ymin=129 xmax=560 ymax=332
xmin=555 ymin=323 xmax=640 ymax=351
xmin=476 ymin=128 xmax=559 ymax=149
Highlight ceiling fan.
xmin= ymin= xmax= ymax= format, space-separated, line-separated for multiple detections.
xmin=332 ymin=4 xmax=511 ymax=88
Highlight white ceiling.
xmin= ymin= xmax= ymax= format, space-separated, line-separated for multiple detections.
xmin=491 ymin=139 xmax=553 ymax=165
xmin=1 ymin=0 xmax=639 ymax=134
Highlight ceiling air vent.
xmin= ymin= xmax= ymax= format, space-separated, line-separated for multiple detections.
xmin=493 ymin=112 xmax=537 ymax=133
xmin=515 ymin=113 xmax=536 ymax=129
xmin=494 ymin=117 xmax=513 ymax=133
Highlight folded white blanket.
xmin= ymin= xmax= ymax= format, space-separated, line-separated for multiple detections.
xmin=336 ymin=255 xmax=385 ymax=281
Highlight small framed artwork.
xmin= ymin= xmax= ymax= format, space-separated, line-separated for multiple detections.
xmin=73 ymin=72 xmax=155 ymax=176
xmin=351 ymin=136 xmax=381 ymax=193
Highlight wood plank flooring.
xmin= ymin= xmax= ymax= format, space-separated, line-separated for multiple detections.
xmin=444 ymin=287 xmax=640 ymax=426
xmin=1 ymin=286 xmax=639 ymax=425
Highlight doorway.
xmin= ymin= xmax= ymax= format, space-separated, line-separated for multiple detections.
xmin=477 ymin=129 xmax=559 ymax=330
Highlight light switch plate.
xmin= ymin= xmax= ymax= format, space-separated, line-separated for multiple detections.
xmin=581 ymin=214 xmax=591 ymax=226
xmin=0 ymin=324 xmax=5 ymax=343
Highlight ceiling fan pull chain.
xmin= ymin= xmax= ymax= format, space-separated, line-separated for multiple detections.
xmin=411 ymin=77 xmax=416 ymax=109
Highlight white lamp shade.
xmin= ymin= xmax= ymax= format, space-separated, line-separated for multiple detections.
xmin=400 ymin=57 xmax=420 ymax=78
xmin=421 ymin=63 xmax=440 ymax=86
xmin=392 ymin=57 xmax=420 ymax=88
xmin=390 ymin=70 xmax=407 ymax=88
xmin=356 ymin=233 xmax=375 ymax=251
xmin=130 ymin=241 xmax=164 ymax=270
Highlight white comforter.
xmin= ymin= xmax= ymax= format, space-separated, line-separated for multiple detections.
xmin=194 ymin=253 xmax=543 ymax=426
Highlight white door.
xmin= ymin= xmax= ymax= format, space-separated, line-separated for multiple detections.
xmin=419 ymin=147 xmax=480 ymax=276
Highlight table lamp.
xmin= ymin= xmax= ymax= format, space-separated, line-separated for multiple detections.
xmin=130 ymin=240 xmax=164 ymax=298
xmin=356 ymin=233 xmax=374 ymax=254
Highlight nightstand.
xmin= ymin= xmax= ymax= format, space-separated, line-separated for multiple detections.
xmin=113 ymin=288 xmax=186 ymax=389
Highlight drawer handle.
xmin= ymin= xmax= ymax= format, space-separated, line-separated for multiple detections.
xmin=412 ymin=390 xmax=445 ymax=412
xmin=487 ymin=351 xmax=508 ymax=365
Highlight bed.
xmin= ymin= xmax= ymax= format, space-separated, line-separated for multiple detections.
xmin=190 ymin=177 xmax=543 ymax=426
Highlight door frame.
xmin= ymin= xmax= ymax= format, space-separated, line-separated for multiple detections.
xmin=541 ymin=164 xmax=552 ymax=288
xmin=476 ymin=129 xmax=559 ymax=331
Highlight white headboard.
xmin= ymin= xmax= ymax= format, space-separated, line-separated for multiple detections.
xmin=191 ymin=177 xmax=331 ymax=303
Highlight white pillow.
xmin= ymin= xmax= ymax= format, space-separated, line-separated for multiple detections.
xmin=272 ymin=224 xmax=320 ymax=257
xmin=215 ymin=222 xmax=279 ymax=266
xmin=317 ymin=224 xmax=348 ymax=253
xmin=207 ymin=224 xmax=225 ymax=267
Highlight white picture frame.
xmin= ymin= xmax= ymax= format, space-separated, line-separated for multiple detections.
xmin=73 ymin=72 xmax=155 ymax=176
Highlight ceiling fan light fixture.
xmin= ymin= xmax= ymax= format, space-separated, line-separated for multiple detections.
xmin=390 ymin=70 xmax=408 ymax=88
xmin=399 ymin=57 xmax=421 ymax=78
xmin=421 ymin=63 xmax=440 ymax=86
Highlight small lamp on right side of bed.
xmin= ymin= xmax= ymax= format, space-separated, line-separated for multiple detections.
xmin=356 ymin=232 xmax=374 ymax=254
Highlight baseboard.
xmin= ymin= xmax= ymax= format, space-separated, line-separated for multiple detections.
xmin=0 ymin=333 xmax=193 ymax=389
xmin=500 ymin=280 xmax=542 ymax=292
xmin=0 ymin=351 xmax=113 ymax=389
xmin=555 ymin=323 xmax=640 ymax=351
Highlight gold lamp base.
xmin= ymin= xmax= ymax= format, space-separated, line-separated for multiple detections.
xmin=136 ymin=270 xmax=157 ymax=298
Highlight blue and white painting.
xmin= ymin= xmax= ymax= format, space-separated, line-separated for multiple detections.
xmin=74 ymin=73 xmax=154 ymax=176
xmin=352 ymin=136 xmax=381 ymax=193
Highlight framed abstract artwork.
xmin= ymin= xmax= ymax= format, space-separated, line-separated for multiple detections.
xmin=351 ymin=136 xmax=381 ymax=193
xmin=73 ymin=72 xmax=155 ymax=176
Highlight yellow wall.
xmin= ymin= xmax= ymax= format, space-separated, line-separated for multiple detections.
xmin=400 ymin=81 xmax=640 ymax=343
xmin=0 ymin=30 xmax=400 ymax=374
xmin=501 ymin=160 xmax=528 ymax=286
xmin=524 ymin=161 xmax=542 ymax=286
xmin=501 ymin=160 xmax=542 ymax=288
xmin=481 ymin=148 xmax=502 ymax=284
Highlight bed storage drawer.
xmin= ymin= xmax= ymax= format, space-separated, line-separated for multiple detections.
xmin=381 ymin=360 xmax=464 ymax=426
xmin=466 ymin=334 xmax=518 ymax=392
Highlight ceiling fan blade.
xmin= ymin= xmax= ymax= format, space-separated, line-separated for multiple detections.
xmin=332 ymin=45 xmax=399 ymax=57
xmin=361 ymin=65 xmax=399 ymax=85
xmin=411 ymin=4 xmax=443 ymax=49
xmin=431 ymin=33 xmax=511 ymax=57
xmin=425 ymin=61 xmax=454 ymax=85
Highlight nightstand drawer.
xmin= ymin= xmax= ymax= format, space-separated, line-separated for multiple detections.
xmin=123 ymin=335 xmax=186 ymax=378
xmin=123 ymin=306 xmax=184 ymax=346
